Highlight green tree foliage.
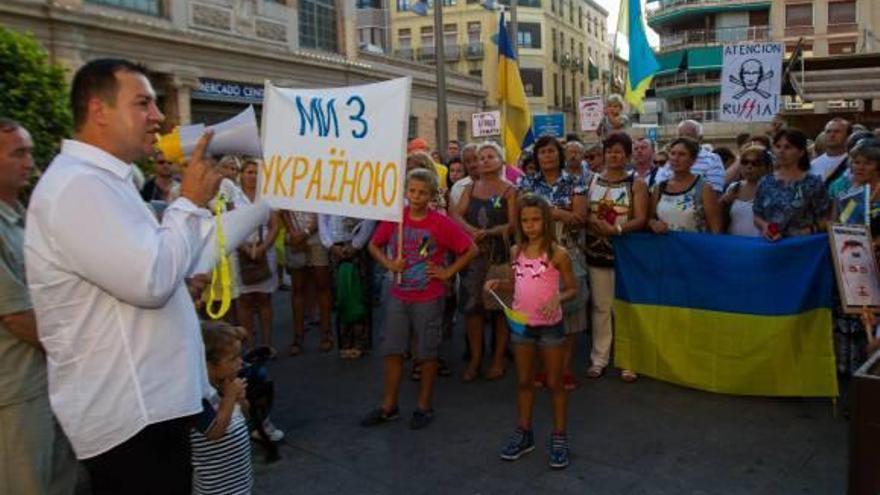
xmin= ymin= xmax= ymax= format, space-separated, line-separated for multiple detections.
xmin=0 ymin=26 xmax=72 ymax=169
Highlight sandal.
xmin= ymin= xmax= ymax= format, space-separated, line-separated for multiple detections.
xmin=289 ymin=343 xmax=302 ymax=356
xmin=319 ymin=335 xmax=334 ymax=352
xmin=586 ymin=366 xmax=605 ymax=379
xmin=349 ymin=348 xmax=363 ymax=359
xmin=485 ymin=366 xmax=506 ymax=381
xmin=620 ymin=370 xmax=638 ymax=383
xmin=461 ymin=366 xmax=479 ymax=383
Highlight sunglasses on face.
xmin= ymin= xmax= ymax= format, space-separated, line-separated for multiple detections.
xmin=653 ymin=160 xmax=665 ymax=166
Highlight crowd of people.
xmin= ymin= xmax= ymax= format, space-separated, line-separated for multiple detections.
xmin=3 ymin=57 xmax=880 ymax=494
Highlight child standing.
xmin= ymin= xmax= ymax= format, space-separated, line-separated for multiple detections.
xmin=190 ymin=321 xmax=253 ymax=495
xmin=362 ymin=169 xmax=477 ymax=430
xmin=485 ymin=193 xmax=577 ymax=469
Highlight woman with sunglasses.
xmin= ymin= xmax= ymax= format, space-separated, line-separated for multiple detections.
xmin=721 ymin=145 xmax=773 ymax=236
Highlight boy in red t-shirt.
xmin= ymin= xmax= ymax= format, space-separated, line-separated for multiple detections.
xmin=362 ymin=169 xmax=476 ymax=430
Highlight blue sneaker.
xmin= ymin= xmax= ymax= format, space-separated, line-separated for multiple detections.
xmin=549 ymin=432 xmax=570 ymax=469
xmin=500 ymin=426 xmax=535 ymax=461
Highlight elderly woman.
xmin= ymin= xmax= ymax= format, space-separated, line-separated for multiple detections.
xmin=721 ymin=145 xmax=774 ymax=236
xmin=517 ymin=135 xmax=587 ymax=391
xmin=648 ymin=137 xmax=722 ymax=234
xmin=237 ymin=159 xmax=282 ymax=354
xmin=754 ymin=129 xmax=831 ymax=241
xmin=454 ymin=141 xmax=517 ymax=381
xmin=583 ymin=132 xmax=648 ymax=382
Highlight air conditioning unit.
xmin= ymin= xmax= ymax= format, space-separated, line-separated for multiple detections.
xmin=827 ymin=100 xmax=860 ymax=110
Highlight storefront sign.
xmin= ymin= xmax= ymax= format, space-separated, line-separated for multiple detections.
xmin=532 ymin=113 xmax=565 ymax=138
xmin=192 ymin=79 xmax=265 ymax=104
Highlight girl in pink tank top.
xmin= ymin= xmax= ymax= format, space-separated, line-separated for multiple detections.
xmin=483 ymin=193 xmax=577 ymax=469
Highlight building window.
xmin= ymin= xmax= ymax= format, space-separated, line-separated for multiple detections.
xmin=785 ymin=3 xmax=812 ymax=27
xmin=552 ymin=28 xmax=557 ymax=62
xmin=828 ymin=1 xmax=856 ymax=25
xmin=421 ymin=25 xmax=433 ymax=45
xmin=521 ymin=68 xmax=544 ymax=97
xmin=356 ymin=0 xmax=381 ymax=7
xmin=399 ymin=28 xmax=412 ymax=48
xmin=300 ymin=0 xmax=338 ymax=52
xmin=397 ymin=0 xmax=411 ymax=11
xmin=551 ymin=0 xmax=555 ymax=13
xmin=467 ymin=22 xmax=481 ymax=46
xmin=587 ymin=14 xmax=592 ymax=34
xmin=457 ymin=120 xmax=467 ymax=142
xmin=578 ymin=7 xmax=583 ymax=28
xmin=86 ymin=0 xmax=161 ymax=15
xmin=408 ymin=116 xmax=418 ymax=140
xmin=829 ymin=41 xmax=856 ymax=55
xmin=568 ymin=0 xmax=574 ymax=23
xmin=469 ymin=69 xmax=482 ymax=78
xmin=553 ymin=73 xmax=559 ymax=106
xmin=517 ymin=23 xmax=542 ymax=49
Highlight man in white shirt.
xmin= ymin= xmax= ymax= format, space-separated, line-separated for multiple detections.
xmin=810 ymin=117 xmax=851 ymax=185
xmin=655 ymin=120 xmax=725 ymax=192
xmin=25 ymin=59 xmax=267 ymax=495
xmin=631 ymin=137 xmax=660 ymax=189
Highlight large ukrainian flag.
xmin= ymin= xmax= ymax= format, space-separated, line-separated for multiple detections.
xmin=496 ymin=12 xmax=535 ymax=165
xmin=613 ymin=233 xmax=838 ymax=397
xmin=617 ymin=0 xmax=660 ymax=111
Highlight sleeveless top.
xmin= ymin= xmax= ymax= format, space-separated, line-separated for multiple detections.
xmin=584 ymin=173 xmax=635 ymax=267
xmin=728 ymin=198 xmax=759 ymax=236
xmin=464 ymin=184 xmax=513 ymax=263
xmin=656 ymin=175 xmax=707 ymax=233
xmin=512 ymin=250 xmax=562 ymax=326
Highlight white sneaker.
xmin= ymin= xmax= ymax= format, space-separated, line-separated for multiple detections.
xmin=263 ymin=419 xmax=284 ymax=442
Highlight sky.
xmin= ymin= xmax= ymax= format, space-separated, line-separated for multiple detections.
xmin=595 ymin=0 xmax=660 ymax=52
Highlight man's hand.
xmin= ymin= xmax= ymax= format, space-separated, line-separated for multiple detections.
xmin=179 ymin=131 xmax=222 ymax=208
xmin=186 ymin=273 xmax=211 ymax=305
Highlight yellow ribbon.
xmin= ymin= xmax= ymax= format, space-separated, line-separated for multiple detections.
xmin=204 ymin=194 xmax=232 ymax=319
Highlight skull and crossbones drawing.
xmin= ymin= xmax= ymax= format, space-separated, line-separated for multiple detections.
xmin=729 ymin=59 xmax=774 ymax=100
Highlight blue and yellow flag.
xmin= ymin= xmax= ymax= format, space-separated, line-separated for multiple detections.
xmin=496 ymin=12 xmax=535 ymax=165
xmin=617 ymin=0 xmax=660 ymax=111
xmin=613 ymin=233 xmax=837 ymax=397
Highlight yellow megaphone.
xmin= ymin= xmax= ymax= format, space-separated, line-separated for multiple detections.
xmin=156 ymin=106 xmax=262 ymax=163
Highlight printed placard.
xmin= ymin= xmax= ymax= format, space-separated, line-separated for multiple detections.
xmin=578 ymin=96 xmax=603 ymax=131
xmin=259 ymin=78 xmax=411 ymax=222
xmin=472 ymin=111 xmax=501 ymax=137
xmin=829 ymin=223 xmax=880 ymax=314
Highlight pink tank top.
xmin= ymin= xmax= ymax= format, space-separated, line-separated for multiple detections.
xmin=512 ymin=250 xmax=562 ymax=326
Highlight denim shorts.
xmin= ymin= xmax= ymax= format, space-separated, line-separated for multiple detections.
xmin=510 ymin=321 xmax=566 ymax=348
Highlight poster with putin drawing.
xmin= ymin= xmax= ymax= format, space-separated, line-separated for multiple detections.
xmin=720 ymin=42 xmax=783 ymax=123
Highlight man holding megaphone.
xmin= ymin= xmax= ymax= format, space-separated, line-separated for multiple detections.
xmin=24 ymin=58 xmax=268 ymax=495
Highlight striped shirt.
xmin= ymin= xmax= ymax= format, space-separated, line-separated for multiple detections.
xmin=190 ymin=394 xmax=253 ymax=495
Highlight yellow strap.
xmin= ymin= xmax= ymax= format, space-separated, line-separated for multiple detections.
xmin=205 ymin=194 xmax=232 ymax=319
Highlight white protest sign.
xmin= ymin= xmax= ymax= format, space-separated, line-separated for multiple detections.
xmin=472 ymin=111 xmax=501 ymax=137
xmin=259 ymin=78 xmax=411 ymax=222
xmin=578 ymin=96 xmax=603 ymax=131
xmin=720 ymin=42 xmax=783 ymax=122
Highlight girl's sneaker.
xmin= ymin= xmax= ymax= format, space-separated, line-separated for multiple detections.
xmin=549 ymin=432 xmax=570 ymax=469
xmin=500 ymin=426 xmax=535 ymax=461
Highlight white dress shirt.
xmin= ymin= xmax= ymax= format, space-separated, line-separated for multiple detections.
xmin=25 ymin=140 xmax=268 ymax=459
xmin=317 ymin=214 xmax=376 ymax=250
xmin=655 ymin=148 xmax=726 ymax=192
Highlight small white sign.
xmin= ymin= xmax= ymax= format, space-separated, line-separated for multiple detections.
xmin=578 ymin=96 xmax=603 ymax=132
xmin=472 ymin=111 xmax=501 ymax=137
xmin=720 ymin=42 xmax=783 ymax=123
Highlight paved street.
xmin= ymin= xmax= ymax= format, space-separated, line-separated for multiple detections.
xmin=252 ymin=293 xmax=847 ymax=495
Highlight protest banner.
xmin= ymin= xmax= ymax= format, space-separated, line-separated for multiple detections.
xmin=472 ymin=111 xmax=501 ymax=137
xmin=578 ymin=96 xmax=603 ymax=132
xmin=829 ymin=223 xmax=880 ymax=314
xmin=259 ymin=78 xmax=411 ymax=222
xmin=720 ymin=42 xmax=783 ymax=123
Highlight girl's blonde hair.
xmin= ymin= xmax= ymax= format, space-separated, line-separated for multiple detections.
xmin=606 ymin=94 xmax=624 ymax=107
xmin=514 ymin=193 xmax=557 ymax=258
xmin=200 ymin=320 xmax=244 ymax=364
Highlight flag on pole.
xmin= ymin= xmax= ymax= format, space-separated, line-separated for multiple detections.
xmin=617 ymin=0 xmax=660 ymax=111
xmin=488 ymin=289 xmax=528 ymax=336
xmin=496 ymin=12 xmax=535 ymax=165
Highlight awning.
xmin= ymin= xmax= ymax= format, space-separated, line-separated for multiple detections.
xmin=656 ymin=47 xmax=722 ymax=75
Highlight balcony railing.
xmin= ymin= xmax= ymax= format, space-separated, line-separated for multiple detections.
xmin=356 ymin=8 xmax=387 ymax=28
xmin=658 ymin=25 xmax=771 ymax=51
xmin=662 ymin=110 xmax=721 ymax=124
xmin=416 ymin=45 xmax=461 ymax=62
xmin=394 ymin=47 xmax=414 ymax=60
xmin=648 ymin=0 xmax=769 ymax=20
xmin=654 ymin=71 xmax=721 ymax=89
xmin=466 ymin=42 xmax=484 ymax=60
xmin=417 ymin=46 xmax=435 ymax=62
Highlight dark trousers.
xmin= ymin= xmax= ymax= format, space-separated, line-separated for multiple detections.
xmin=83 ymin=416 xmax=193 ymax=495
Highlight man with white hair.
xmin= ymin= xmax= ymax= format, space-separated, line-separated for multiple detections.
xmin=564 ymin=140 xmax=587 ymax=178
xmin=656 ymin=120 xmax=726 ymax=192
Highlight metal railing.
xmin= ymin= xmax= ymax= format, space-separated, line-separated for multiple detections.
xmin=465 ymin=42 xmax=484 ymax=59
xmin=662 ymin=110 xmax=721 ymax=124
xmin=654 ymin=71 xmax=721 ymax=89
xmin=659 ymin=25 xmax=771 ymax=51
xmin=394 ymin=47 xmax=414 ymax=60
xmin=648 ymin=0 xmax=769 ymax=18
